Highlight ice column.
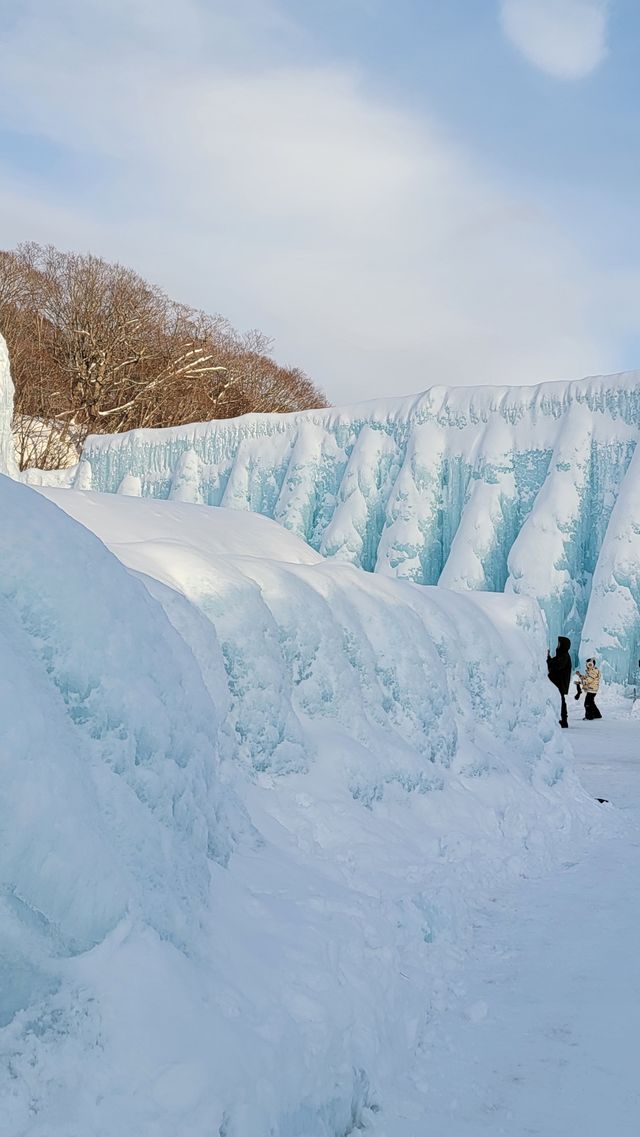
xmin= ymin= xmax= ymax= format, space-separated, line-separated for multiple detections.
xmin=505 ymin=404 xmax=594 ymax=653
xmin=580 ymin=441 xmax=640 ymax=685
xmin=439 ymin=418 xmax=517 ymax=592
xmin=0 ymin=334 xmax=18 ymax=477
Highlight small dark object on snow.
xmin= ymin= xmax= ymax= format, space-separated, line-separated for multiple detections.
xmin=596 ymin=797 xmax=610 ymax=804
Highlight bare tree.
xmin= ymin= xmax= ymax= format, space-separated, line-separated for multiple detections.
xmin=16 ymin=244 xmax=226 ymax=431
xmin=0 ymin=242 xmax=329 ymax=469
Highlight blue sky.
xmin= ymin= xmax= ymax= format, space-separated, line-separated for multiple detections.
xmin=0 ymin=0 xmax=638 ymax=402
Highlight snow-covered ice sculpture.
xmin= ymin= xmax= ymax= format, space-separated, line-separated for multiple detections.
xmin=1 ymin=483 xmax=594 ymax=1134
xmin=0 ymin=333 xmax=18 ymax=477
xmin=77 ymin=370 xmax=640 ymax=681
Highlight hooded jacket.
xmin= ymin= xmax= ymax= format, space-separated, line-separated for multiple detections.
xmin=547 ymin=636 xmax=572 ymax=695
xmin=577 ymin=661 xmax=600 ymax=694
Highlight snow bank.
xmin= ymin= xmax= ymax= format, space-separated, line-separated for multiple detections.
xmin=0 ymin=484 xmax=594 ymax=1136
xmin=0 ymin=476 xmax=237 ymax=1126
xmin=75 ymin=370 xmax=640 ymax=678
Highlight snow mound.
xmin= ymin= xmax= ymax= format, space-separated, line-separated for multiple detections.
xmin=42 ymin=488 xmax=571 ymax=788
xmin=0 ymin=476 xmax=233 ymax=1102
xmin=1 ymin=484 xmax=596 ymax=1135
xmin=75 ymin=371 xmax=640 ymax=682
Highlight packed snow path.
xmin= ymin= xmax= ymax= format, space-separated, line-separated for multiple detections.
xmin=380 ymin=701 xmax=640 ymax=1136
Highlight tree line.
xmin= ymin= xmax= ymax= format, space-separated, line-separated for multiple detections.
xmin=0 ymin=243 xmax=328 ymax=469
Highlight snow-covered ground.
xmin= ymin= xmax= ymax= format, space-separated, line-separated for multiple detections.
xmin=369 ymin=693 xmax=640 ymax=1136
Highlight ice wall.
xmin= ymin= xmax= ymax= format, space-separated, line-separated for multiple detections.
xmin=0 ymin=333 xmax=18 ymax=476
xmin=77 ymin=371 xmax=640 ymax=681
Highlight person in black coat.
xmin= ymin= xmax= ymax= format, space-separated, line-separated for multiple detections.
xmin=547 ymin=635 xmax=572 ymax=728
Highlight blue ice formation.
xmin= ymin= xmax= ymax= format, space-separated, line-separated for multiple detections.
xmin=60 ymin=372 xmax=640 ymax=683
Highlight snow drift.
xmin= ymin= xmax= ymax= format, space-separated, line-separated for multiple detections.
xmin=73 ymin=371 xmax=640 ymax=682
xmin=0 ymin=478 xmax=595 ymax=1135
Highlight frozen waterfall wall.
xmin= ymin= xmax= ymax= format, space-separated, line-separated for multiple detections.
xmin=78 ymin=373 xmax=640 ymax=683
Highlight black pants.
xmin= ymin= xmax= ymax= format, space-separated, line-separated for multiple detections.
xmin=584 ymin=692 xmax=602 ymax=720
xmin=560 ymin=692 xmax=568 ymax=727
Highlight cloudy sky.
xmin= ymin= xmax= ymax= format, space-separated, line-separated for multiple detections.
xmin=0 ymin=0 xmax=638 ymax=403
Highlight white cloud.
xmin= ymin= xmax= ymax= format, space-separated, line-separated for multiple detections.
xmin=500 ymin=0 xmax=609 ymax=79
xmin=0 ymin=0 xmax=629 ymax=403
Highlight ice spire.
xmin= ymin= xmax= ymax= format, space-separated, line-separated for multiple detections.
xmin=0 ymin=333 xmax=18 ymax=477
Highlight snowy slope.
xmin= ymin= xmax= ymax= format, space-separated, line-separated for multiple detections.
xmin=0 ymin=483 xmax=594 ymax=1133
xmin=73 ymin=372 xmax=640 ymax=681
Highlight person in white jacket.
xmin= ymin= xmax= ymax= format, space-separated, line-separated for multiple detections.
xmin=576 ymin=658 xmax=602 ymax=720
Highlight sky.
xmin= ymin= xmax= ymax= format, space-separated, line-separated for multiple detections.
xmin=0 ymin=0 xmax=638 ymax=404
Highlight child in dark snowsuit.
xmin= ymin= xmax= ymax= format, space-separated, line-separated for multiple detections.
xmin=547 ymin=636 xmax=572 ymax=728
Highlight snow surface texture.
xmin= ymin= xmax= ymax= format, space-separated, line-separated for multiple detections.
xmin=0 ymin=483 xmax=596 ymax=1135
xmin=74 ymin=372 xmax=640 ymax=682
xmin=0 ymin=334 xmax=18 ymax=477
xmin=398 ymin=691 xmax=640 ymax=1136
